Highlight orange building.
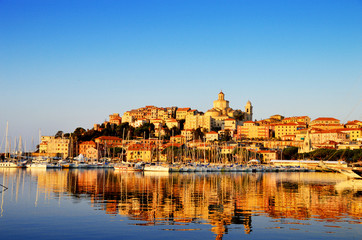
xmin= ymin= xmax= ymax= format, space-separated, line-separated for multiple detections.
xmin=78 ymin=141 xmax=103 ymax=159
xmin=109 ymin=113 xmax=122 ymax=125
xmin=345 ymin=120 xmax=362 ymax=129
xmin=282 ymin=116 xmax=311 ymax=125
xmin=170 ymin=135 xmax=186 ymax=144
xmin=237 ymin=121 xmax=270 ymax=139
xmin=126 ymin=143 xmax=154 ymax=162
xmin=310 ymin=117 xmax=342 ymax=130
xmin=95 ymin=136 xmax=122 ymax=148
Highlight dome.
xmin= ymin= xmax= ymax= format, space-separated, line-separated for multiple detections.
xmin=205 ymin=108 xmax=221 ymax=117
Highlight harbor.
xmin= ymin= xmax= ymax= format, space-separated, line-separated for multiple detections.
xmin=0 ymin=168 xmax=361 ymax=239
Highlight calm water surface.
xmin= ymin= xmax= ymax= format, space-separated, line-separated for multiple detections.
xmin=0 ymin=168 xmax=361 ymax=239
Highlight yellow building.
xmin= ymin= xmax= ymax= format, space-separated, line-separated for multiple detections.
xmin=181 ymin=129 xmax=194 ymax=141
xmin=275 ymin=123 xmax=306 ymax=139
xmin=176 ymin=108 xmax=191 ymax=120
xmin=126 ymin=143 xmax=153 ymax=162
xmin=40 ymin=136 xmax=70 ymax=158
xmin=237 ymin=121 xmax=270 ymax=139
xmin=224 ymin=118 xmax=237 ymax=131
xmin=341 ymin=128 xmax=362 ymax=141
xmin=165 ymin=118 xmax=180 ymax=129
xmin=205 ymin=131 xmax=218 ymax=142
xmin=349 ymin=128 xmax=362 ymax=141
xmin=184 ymin=115 xmax=212 ymax=132
xmin=39 ymin=142 xmax=48 ymax=154
xmin=257 ymin=150 xmax=278 ymax=163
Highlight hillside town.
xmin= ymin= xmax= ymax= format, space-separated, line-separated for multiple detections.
xmin=31 ymin=91 xmax=362 ymax=165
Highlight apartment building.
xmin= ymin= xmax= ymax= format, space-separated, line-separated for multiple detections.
xmin=40 ymin=136 xmax=70 ymax=158
xmin=237 ymin=121 xmax=270 ymax=139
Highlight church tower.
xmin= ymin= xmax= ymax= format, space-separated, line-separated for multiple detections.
xmin=213 ymin=91 xmax=229 ymax=113
xmin=218 ymin=91 xmax=225 ymax=100
xmin=245 ymin=100 xmax=253 ymax=121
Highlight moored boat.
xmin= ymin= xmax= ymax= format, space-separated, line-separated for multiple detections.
xmin=144 ymin=163 xmax=169 ymax=172
xmin=0 ymin=161 xmax=19 ymax=168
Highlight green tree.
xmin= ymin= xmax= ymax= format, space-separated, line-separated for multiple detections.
xmin=282 ymin=147 xmax=299 ymax=160
xmin=192 ymin=128 xmax=205 ymax=141
xmin=55 ymin=130 xmax=63 ymax=138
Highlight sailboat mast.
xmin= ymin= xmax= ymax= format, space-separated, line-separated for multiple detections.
xmin=5 ymin=122 xmax=8 ymax=158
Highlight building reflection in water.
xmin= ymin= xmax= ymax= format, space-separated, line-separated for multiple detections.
xmin=1 ymin=168 xmax=361 ymax=239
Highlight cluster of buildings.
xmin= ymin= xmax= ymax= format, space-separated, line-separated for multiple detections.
xmin=38 ymin=92 xmax=362 ymax=162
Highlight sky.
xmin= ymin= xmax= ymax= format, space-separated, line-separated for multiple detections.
xmin=1 ymin=0 xmax=362 ymax=151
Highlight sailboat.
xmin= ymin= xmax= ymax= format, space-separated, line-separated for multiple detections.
xmin=0 ymin=122 xmax=18 ymax=168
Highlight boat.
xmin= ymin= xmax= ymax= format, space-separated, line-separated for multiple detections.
xmin=114 ymin=162 xmax=143 ymax=171
xmin=143 ymin=163 xmax=169 ymax=172
xmin=0 ymin=161 xmax=19 ymax=168
xmin=27 ymin=162 xmax=48 ymax=168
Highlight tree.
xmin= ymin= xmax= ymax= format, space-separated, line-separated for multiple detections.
xmin=55 ymin=130 xmax=63 ymax=138
xmin=192 ymin=128 xmax=204 ymax=140
xmin=219 ymin=129 xmax=232 ymax=142
xmin=282 ymin=147 xmax=298 ymax=160
xmin=170 ymin=126 xmax=181 ymax=136
xmin=233 ymin=110 xmax=244 ymax=121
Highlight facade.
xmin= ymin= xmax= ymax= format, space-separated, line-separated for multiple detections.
xmin=310 ymin=117 xmax=342 ymax=130
xmin=165 ymin=118 xmax=180 ymax=129
xmin=79 ymin=141 xmax=98 ymax=157
xmin=132 ymin=119 xmax=148 ymax=128
xmin=224 ymin=119 xmax=237 ymax=131
xmin=95 ymin=136 xmax=122 ymax=148
xmin=237 ymin=121 xmax=270 ymax=139
xmin=39 ymin=142 xmax=48 ymax=153
xmin=40 ymin=136 xmax=70 ymax=158
xmin=126 ymin=143 xmax=153 ymax=162
xmin=282 ymin=116 xmax=311 ymax=125
xmin=310 ymin=129 xmax=348 ymax=144
xmin=340 ymin=128 xmax=362 ymax=141
xmin=345 ymin=120 xmax=362 ymax=129
xmin=274 ymin=123 xmax=306 ymax=139
xmin=184 ymin=115 xmax=212 ymax=132
xmin=206 ymin=131 xmax=219 ymax=142
xmin=85 ymin=147 xmax=100 ymax=160
xmin=176 ymin=108 xmax=191 ymax=120
xmin=257 ymin=150 xmax=278 ymax=163
xmin=181 ymin=129 xmax=194 ymax=141
xmin=109 ymin=113 xmax=122 ymax=125
xmin=220 ymin=146 xmax=236 ymax=155
xmin=150 ymin=119 xmax=163 ymax=129
xmin=170 ymin=135 xmax=186 ymax=144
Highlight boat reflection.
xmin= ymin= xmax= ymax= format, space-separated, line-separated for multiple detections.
xmin=0 ymin=169 xmax=361 ymax=239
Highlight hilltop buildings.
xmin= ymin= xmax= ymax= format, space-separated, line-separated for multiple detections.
xmin=35 ymin=91 xmax=361 ymax=163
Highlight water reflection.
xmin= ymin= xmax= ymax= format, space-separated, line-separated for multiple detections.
xmin=0 ymin=168 xmax=361 ymax=239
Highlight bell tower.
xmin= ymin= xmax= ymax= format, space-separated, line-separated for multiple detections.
xmin=218 ymin=91 xmax=225 ymax=100
xmin=245 ymin=100 xmax=253 ymax=121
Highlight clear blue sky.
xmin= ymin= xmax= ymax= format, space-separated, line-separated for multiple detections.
xmin=1 ymin=0 xmax=361 ymax=151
